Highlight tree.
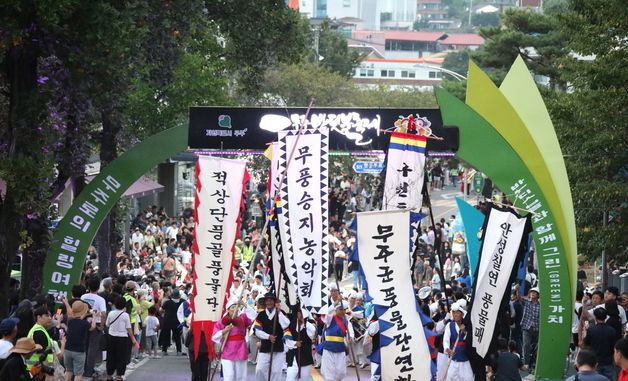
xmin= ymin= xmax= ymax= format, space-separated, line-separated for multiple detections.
xmin=442 ymin=50 xmax=471 ymax=77
xmin=262 ymin=62 xmax=355 ymax=107
xmin=472 ymin=12 xmax=500 ymax=27
xmin=472 ymin=8 xmax=569 ymax=89
xmin=207 ymin=0 xmax=310 ymax=98
xmin=547 ymin=0 xmax=627 ymax=262
xmin=315 ymin=21 xmax=364 ymax=77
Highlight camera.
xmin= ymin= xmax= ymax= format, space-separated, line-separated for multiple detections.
xmin=36 ymin=348 xmax=56 ymax=375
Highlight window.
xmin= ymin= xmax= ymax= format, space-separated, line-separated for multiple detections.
xmin=367 ymin=69 xmax=374 ymax=77
xmin=429 ymin=71 xmax=443 ymax=79
xmin=381 ymin=70 xmax=395 ymax=77
xmin=380 ymin=12 xmax=392 ymax=22
xmin=401 ymin=71 xmax=416 ymax=78
xmin=359 ymin=69 xmax=368 ymax=77
xmin=343 ymin=0 xmax=351 ymax=6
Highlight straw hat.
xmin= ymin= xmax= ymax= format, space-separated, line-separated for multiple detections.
xmin=11 ymin=337 xmax=42 ymax=354
xmin=72 ymin=301 xmax=89 ymax=318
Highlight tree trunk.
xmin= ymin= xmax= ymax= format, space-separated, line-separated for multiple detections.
xmin=96 ymin=110 xmax=121 ymax=278
xmin=1 ymin=40 xmax=41 ymax=314
xmin=0 ymin=194 xmax=21 ymax=317
xmin=20 ymin=217 xmax=51 ymax=299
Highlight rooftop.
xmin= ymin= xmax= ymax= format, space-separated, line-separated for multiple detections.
xmin=440 ymin=33 xmax=485 ymax=46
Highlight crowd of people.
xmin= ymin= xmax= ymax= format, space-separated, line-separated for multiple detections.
xmin=2 ymin=172 xmax=628 ymax=381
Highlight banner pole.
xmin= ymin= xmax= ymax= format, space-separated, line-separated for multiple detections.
xmin=242 ymin=98 xmax=315 ymax=287
xmin=422 ymin=178 xmax=449 ymax=307
xmin=334 ymin=275 xmax=362 ymax=381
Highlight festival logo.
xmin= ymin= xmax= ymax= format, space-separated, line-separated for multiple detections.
xmin=393 ymin=114 xmax=432 ymax=136
xmin=217 ymin=114 xmax=232 ymax=129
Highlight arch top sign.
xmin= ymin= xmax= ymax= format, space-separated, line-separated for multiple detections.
xmin=188 ymin=107 xmax=459 ymax=152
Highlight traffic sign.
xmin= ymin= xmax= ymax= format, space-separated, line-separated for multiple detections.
xmin=352 ymin=161 xmax=385 ymax=174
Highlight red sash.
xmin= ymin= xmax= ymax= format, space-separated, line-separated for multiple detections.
xmin=333 ymin=315 xmax=347 ymax=336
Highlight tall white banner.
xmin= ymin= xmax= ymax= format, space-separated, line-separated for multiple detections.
xmin=383 ymin=132 xmax=426 ymax=210
xmin=269 ymin=142 xmax=298 ymax=311
xmin=192 ymin=156 xmax=246 ymax=322
xmin=357 ymin=210 xmax=432 ymax=381
xmin=278 ymin=129 xmax=329 ymax=312
xmin=471 ymin=207 xmax=528 ymax=357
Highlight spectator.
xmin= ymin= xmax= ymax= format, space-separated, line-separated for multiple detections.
xmin=489 ymin=339 xmax=523 ymax=381
xmin=160 ymin=290 xmax=184 ymax=356
xmin=144 ymin=306 xmax=160 ymax=358
xmin=0 ymin=317 xmax=19 ymax=366
xmin=80 ymin=275 xmax=107 ymax=378
xmin=105 ymin=297 xmax=139 ymax=381
xmin=581 ymin=307 xmax=617 ymax=381
xmin=519 ymin=287 xmax=540 ymax=370
xmin=614 ymin=338 xmax=628 ymax=381
xmin=0 ymin=338 xmax=43 ymax=381
xmin=566 ymin=348 xmax=609 ymax=381
xmin=64 ymin=300 xmax=97 ymax=381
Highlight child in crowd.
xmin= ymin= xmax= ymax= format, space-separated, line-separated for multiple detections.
xmin=145 ymin=306 xmax=161 ymax=358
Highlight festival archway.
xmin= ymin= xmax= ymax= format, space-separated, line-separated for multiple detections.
xmin=44 ymin=58 xmax=575 ymax=380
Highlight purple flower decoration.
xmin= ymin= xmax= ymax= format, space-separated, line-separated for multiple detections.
xmin=37 ymin=76 xmax=49 ymax=84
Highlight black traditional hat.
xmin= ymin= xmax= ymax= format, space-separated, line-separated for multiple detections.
xmin=260 ymin=292 xmax=278 ymax=302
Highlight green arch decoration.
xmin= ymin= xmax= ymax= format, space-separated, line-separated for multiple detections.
xmin=466 ymin=59 xmax=577 ymax=298
xmin=43 ymin=125 xmax=188 ymax=295
xmin=437 ymin=82 xmax=572 ymax=379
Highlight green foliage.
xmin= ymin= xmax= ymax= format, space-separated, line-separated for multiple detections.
xmin=442 ymin=50 xmax=471 ymax=76
xmin=472 ymin=8 xmax=568 ymax=89
xmin=472 ymin=12 xmax=500 ymax=27
xmin=262 ymin=62 xmax=437 ymax=108
xmin=207 ymin=1 xmax=310 ymax=98
xmin=315 ymin=22 xmax=364 ymax=78
xmin=547 ymin=0 xmax=628 ymax=262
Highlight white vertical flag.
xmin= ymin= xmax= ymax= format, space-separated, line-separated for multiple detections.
xmin=357 ymin=209 xmax=432 ymax=381
xmin=383 ymin=132 xmax=427 ymax=210
xmin=471 ymin=207 xmax=528 ymax=357
xmin=278 ymin=129 xmax=329 ymax=312
xmin=191 ymin=156 xmax=247 ymax=359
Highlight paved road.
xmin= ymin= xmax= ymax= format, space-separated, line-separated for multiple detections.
xmin=122 ymin=348 xmax=371 ymax=381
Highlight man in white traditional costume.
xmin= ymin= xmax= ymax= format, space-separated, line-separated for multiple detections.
xmin=441 ymin=302 xmax=473 ymax=381
xmin=253 ymin=293 xmax=290 ymax=381
xmin=321 ymin=301 xmax=354 ymax=381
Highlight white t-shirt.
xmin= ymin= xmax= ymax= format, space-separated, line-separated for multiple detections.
xmin=106 ymin=310 xmax=131 ymax=337
xmin=181 ymin=250 xmax=191 ymax=265
xmin=81 ymin=292 xmax=107 ymax=324
xmin=145 ymin=316 xmax=160 ymax=337
xmin=0 ymin=339 xmax=13 ymax=359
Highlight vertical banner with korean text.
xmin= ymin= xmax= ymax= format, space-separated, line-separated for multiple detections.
xmin=278 ymin=129 xmax=329 ymax=312
xmin=383 ymin=132 xmax=426 ymax=210
xmin=470 ymin=207 xmax=529 ymax=357
xmin=191 ymin=156 xmax=247 ymax=359
xmin=357 ymin=209 xmax=432 ymax=381
xmin=268 ymin=142 xmax=298 ymax=312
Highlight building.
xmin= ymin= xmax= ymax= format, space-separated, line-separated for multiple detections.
xmin=352 ymin=56 xmax=446 ymax=90
xmin=297 ymin=0 xmax=415 ymax=30
xmin=417 ymin=0 xmax=448 ymax=22
xmin=439 ymin=33 xmax=485 ymax=51
xmin=346 ymin=30 xmax=484 ymax=58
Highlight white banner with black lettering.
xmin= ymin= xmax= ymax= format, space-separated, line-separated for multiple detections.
xmin=269 ymin=142 xmax=298 ymax=312
xmin=382 ymin=132 xmax=426 ymax=210
xmin=471 ymin=208 xmax=528 ymax=357
xmin=192 ymin=156 xmax=247 ymax=321
xmin=278 ymin=129 xmax=329 ymax=312
xmin=357 ymin=209 xmax=431 ymax=381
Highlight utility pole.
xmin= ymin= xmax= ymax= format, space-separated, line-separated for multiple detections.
xmin=468 ymin=0 xmax=473 ymax=26
xmin=601 ymin=210 xmax=609 ymax=289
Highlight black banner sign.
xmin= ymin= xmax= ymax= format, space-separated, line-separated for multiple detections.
xmin=188 ymin=107 xmax=458 ymax=151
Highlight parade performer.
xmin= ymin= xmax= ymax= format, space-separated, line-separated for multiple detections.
xmin=254 ymin=292 xmax=290 ymax=381
xmin=366 ymin=311 xmax=380 ymax=381
xmin=441 ymin=303 xmax=473 ymax=381
xmin=212 ymin=299 xmax=253 ymax=381
xmin=321 ymin=301 xmax=355 ymax=381
xmin=285 ymin=307 xmax=316 ymax=381
xmin=348 ymin=293 xmax=367 ymax=368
